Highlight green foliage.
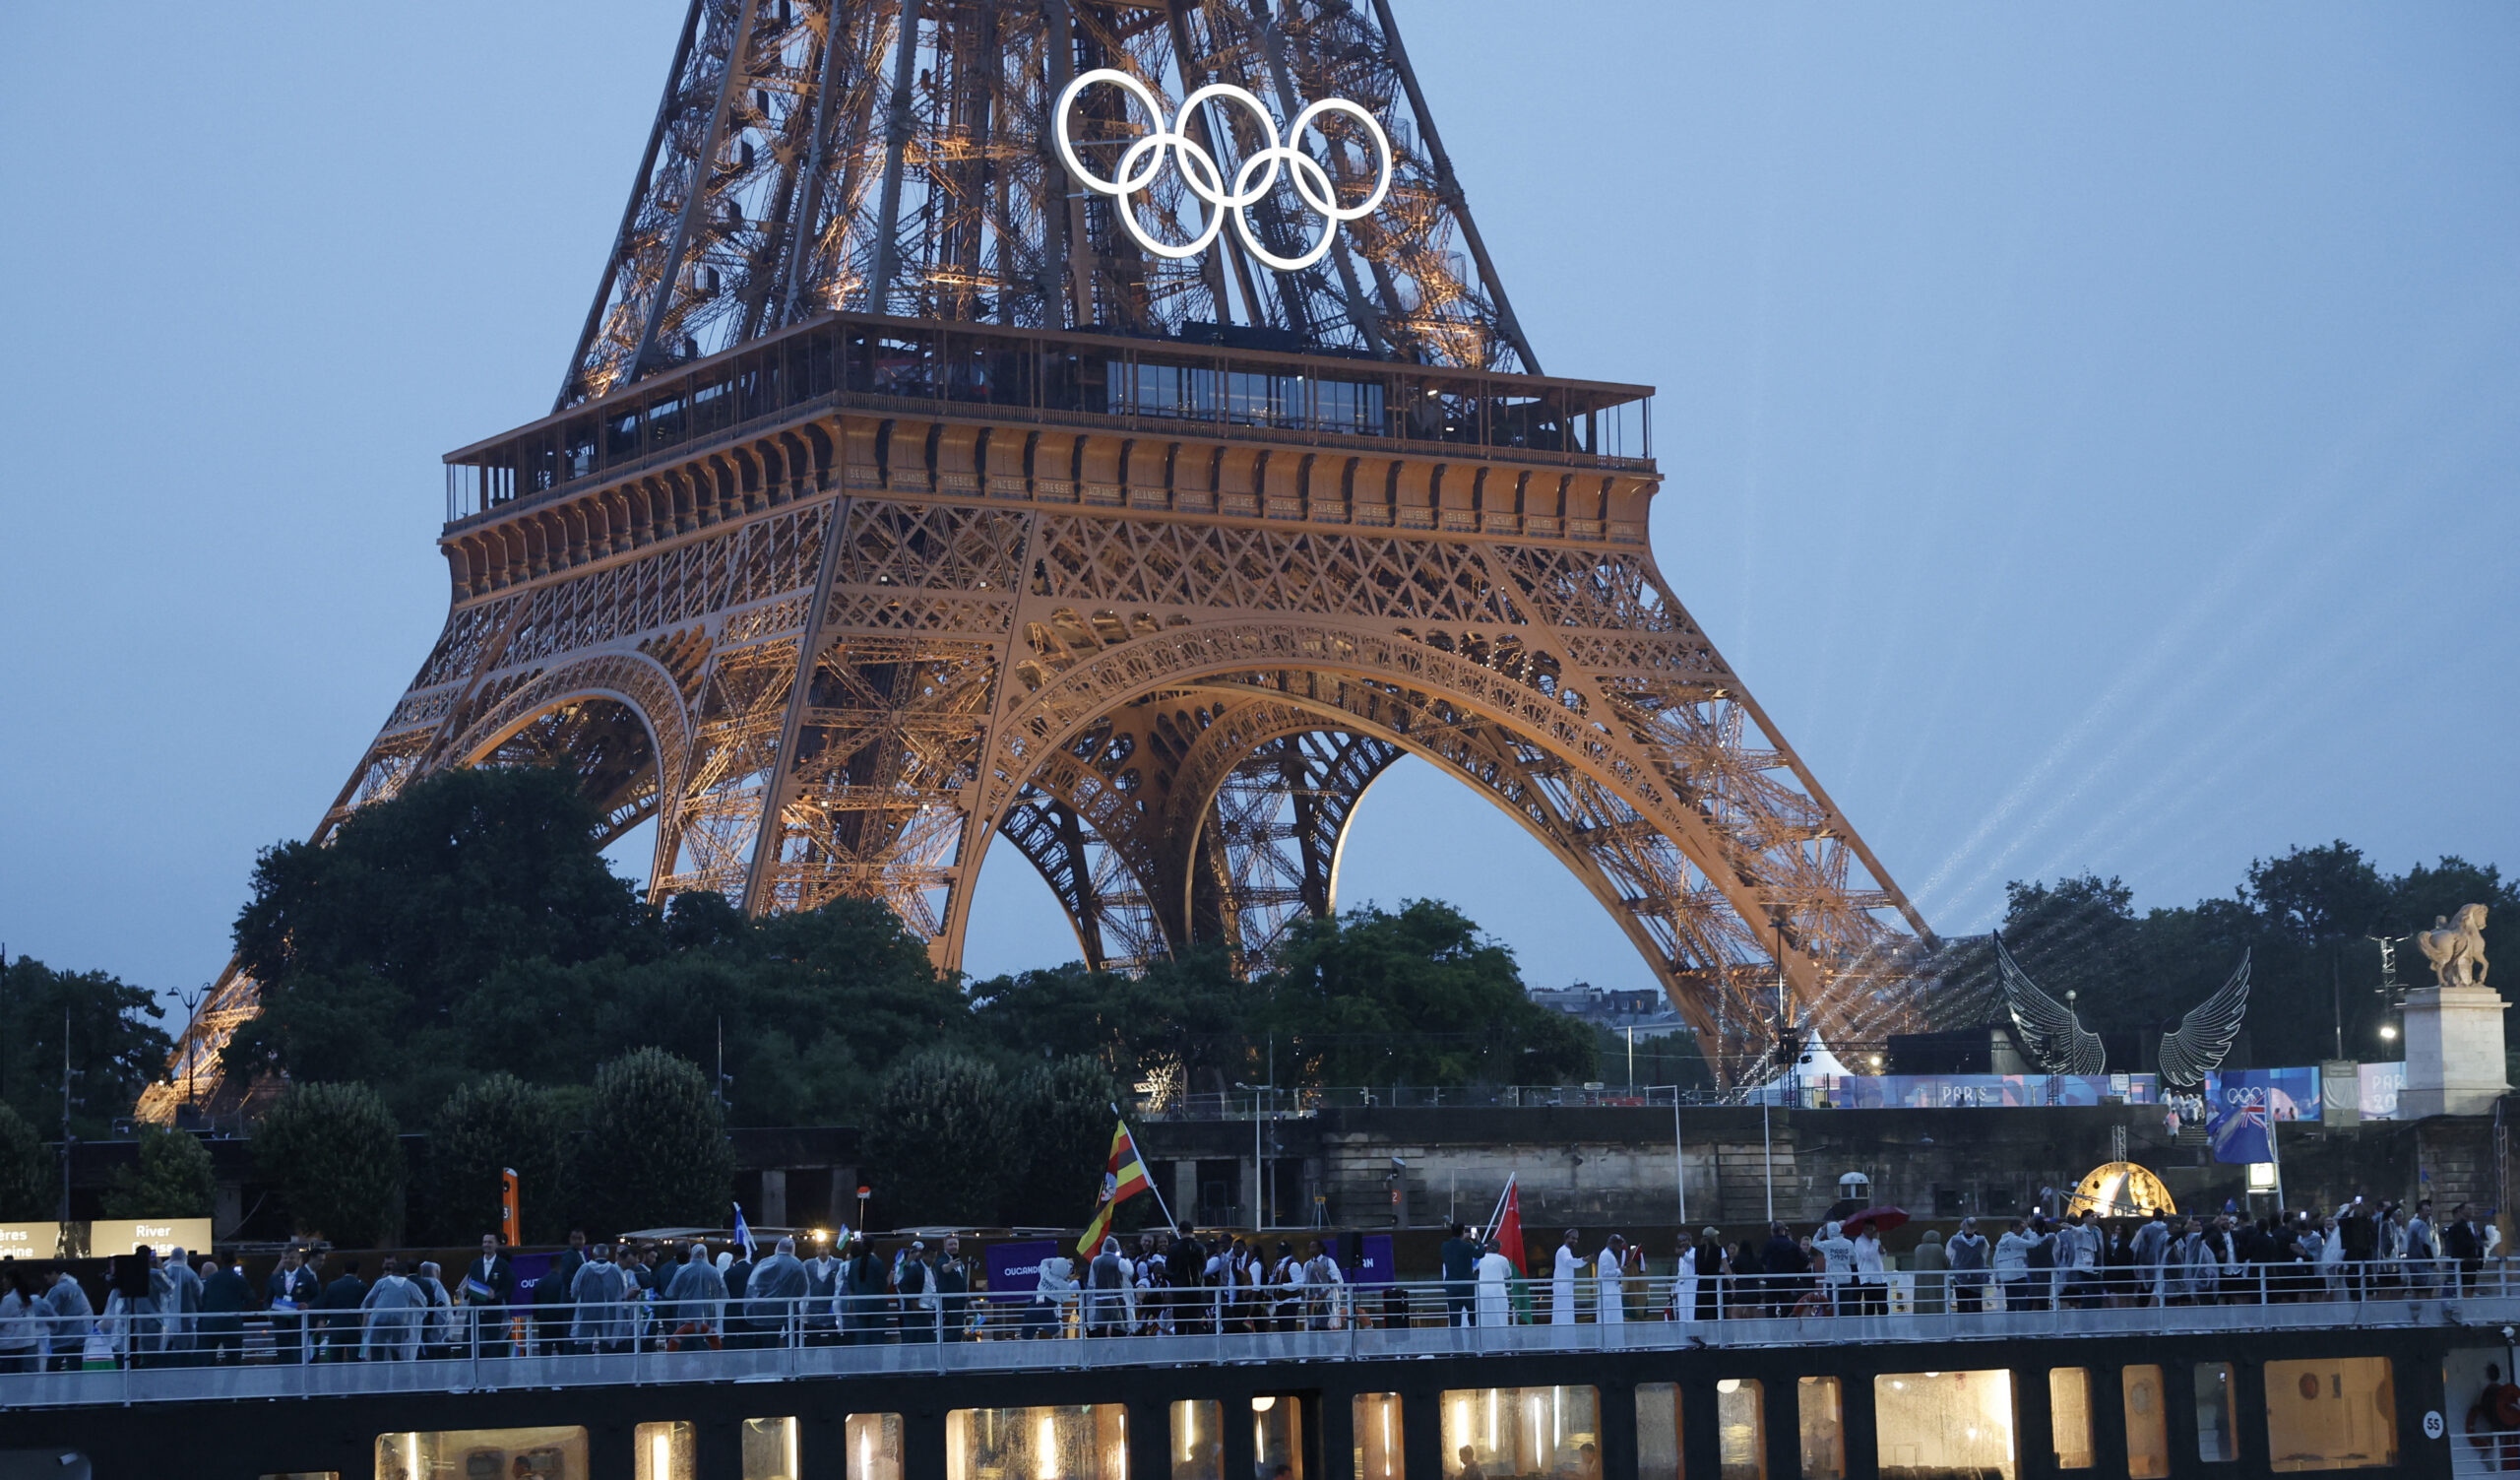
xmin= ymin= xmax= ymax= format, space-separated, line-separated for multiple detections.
xmin=0 ymin=1104 xmax=51 ymax=1220
xmin=860 ymin=1049 xmax=1007 ymax=1226
xmin=254 ymin=1082 xmax=403 ymax=1248
xmin=971 ymin=946 xmax=1260 ymax=1097
xmin=99 ymin=1125 xmax=216 ymax=1220
xmin=424 ymin=1073 xmax=569 ymax=1246
xmin=1265 ymin=899 xmax=1597 ymax=1086
xmin=223 ymin=767 xmax=658 ymax=1119
xmin=574 ymin=1049 xmax=732 ymax=1236
xmin=1001 ymin=1055 xmax=1120 ymax=1228
xmin=1939 ymin=844 xmax=2520 ymax=1065
xmin=0 ymin=955 xmax=173 ymax=1140
xmin=222 ymin=761 xmax=959 ymax=1126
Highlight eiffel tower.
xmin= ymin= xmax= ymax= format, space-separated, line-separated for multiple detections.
xmin=145 ymin=0 xmax=1935 ymax=1119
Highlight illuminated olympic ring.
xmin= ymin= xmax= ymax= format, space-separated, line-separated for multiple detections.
xmin=1052 ymin=67 xmax=1394 ymax=274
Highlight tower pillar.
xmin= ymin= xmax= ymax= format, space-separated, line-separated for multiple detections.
xmin=2399 ymin=986 xmax=2509 ymax=1119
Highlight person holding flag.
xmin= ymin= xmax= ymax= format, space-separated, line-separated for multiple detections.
xmin=1078 ymin=1109 xmax=1176 ymax=1259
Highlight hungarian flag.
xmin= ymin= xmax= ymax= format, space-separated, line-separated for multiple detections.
xmin=1486 ymin=1175 xmax=1528 ymax=1275
xmin=1077 ymin=1120 xmax=1154 ymax=1256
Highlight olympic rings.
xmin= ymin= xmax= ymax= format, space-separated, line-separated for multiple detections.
xmin=1053 ymin=67 xmax=1394 ymax=274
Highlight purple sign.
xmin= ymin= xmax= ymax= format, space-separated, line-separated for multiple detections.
xmin=984 ymin=1238 xmax=1058 ymax=1307
xmin=1347 ymin=1234 xmax=1396 ymax=1285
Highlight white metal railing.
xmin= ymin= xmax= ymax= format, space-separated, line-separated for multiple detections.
xmin=2 ymin=1259 xmax=2504 ymax=1408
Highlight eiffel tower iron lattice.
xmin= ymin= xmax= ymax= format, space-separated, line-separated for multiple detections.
xmin=142 ymin=0 xmax=1935 ymax=1122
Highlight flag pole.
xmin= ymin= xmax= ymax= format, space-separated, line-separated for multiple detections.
xmin=1482 ymin=1175 xmax=1514 ymax=1242
xmin=2267 ymin=1095 xmax=2286 ymax=1212
xmin=1113 ymin=1102 xmax=1181 ymax=1233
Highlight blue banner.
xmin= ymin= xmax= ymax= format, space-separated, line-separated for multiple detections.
xmin=2210 ymin=1094 xmax=2275 ymax=1164
xmin=2208 ymin=1067 xmax=2319 ymax=1122
xmin=1812 ymin=1073 xmax=2157 ymax=1109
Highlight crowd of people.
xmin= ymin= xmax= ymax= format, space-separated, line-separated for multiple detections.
xmin=1568 ymin=1194 xmax=2495 ymax=1321
xmin=0 ymin=1193 xmax=2496 ymax=1371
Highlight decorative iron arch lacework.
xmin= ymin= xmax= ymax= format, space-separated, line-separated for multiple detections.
xmin=975 ymin=619 xmax=1917 ymax=1060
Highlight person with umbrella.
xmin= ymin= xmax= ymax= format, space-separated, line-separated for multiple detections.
xmin=1843 ymin=1207 xmax=1908 ymax=1317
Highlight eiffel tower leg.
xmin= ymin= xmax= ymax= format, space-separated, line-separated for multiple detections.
xmin=1184 ymin=731 xmax=1404 ymax=974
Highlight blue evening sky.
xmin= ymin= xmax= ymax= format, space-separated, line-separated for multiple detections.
xmin=1 ymin=4 xmax=2512 ymax=1010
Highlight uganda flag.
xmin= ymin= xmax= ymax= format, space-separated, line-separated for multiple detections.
xmin=1077 ymin=1120 xmax=1154 ymax=1256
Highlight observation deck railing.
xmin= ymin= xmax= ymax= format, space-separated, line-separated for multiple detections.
xmin=3 ymin=1260 xmax=2505 ymax=1409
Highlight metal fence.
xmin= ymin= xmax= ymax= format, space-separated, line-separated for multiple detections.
xmin=2 ymin=1259 xmax=2509 ymax=1408
xmin=1139 ymin=1085 xmax=1724 ymax=1120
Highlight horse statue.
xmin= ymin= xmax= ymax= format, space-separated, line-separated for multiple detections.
xmin=2414 ymin=904 xmax=2491 ymax=989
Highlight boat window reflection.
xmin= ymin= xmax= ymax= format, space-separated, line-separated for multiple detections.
xmin=1874 ymin=1370 xmax=2016 ymax=1480
xmin=2265 ymin=1358 xmax=2396 ymax=1471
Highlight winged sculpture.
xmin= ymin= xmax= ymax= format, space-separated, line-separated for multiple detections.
xmin=2155 ymin=950 xmax=2252 ymax=1090
xmin=1994 ymin=931 xmax=2107 ymax=1075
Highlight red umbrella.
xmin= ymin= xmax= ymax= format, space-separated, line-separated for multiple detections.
xmin=1844 ymin=1205 xmax=1911 ymax=1234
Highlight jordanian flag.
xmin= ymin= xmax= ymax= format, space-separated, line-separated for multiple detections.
xmin=1077 ymin=1120 xmax=1154 ymax=1256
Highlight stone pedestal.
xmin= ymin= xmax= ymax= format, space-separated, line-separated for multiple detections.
xmin=2399 ymin=986 xmax=2510 ymax=1119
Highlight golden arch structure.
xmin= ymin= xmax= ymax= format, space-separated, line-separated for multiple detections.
xmin=144 ymin=2 xmax=1934 ymax=1118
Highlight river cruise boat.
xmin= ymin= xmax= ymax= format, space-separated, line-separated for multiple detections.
xmin=0 ymin=1268 xmax=2509 ymax=1480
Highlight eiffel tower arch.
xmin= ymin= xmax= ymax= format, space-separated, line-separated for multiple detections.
xmin=146 ymin=0 xmax=1936 ymax=1119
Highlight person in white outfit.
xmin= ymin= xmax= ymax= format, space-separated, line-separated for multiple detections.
xmin=1992 ymin=1219 xmax=2034 ymax=1312
xmin=570 ymin=1245 xmax=633 ymax=1353
xmin=359 ymin=1257 xmax=428 ymax=1362
xmin=413 ymin=1261 xmax=457 ymax=1355
xmin=1550 ymin=1230 xmax=1584 ymax=1325
xmin=158 ymin=1247 xmax=202 ymax=1362
xmin=1596 ymin=1235 xmax=1627 ymax=1325
xmin=1306 ymin=1241 xmax=1347 ymax=1330
xmin=1813 ymin=1223 xmax=1857 ymax=1315
xmin=1475 ymin=1239 xmax=1515 ymax=1327
xmin=1849 ymin=1226 xmax=1887 ymax=1316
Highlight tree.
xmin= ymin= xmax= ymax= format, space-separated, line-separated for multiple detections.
xmin=424 ymin=1074 xmax=569 ymax=1246
xmin=1001 ymin=1056 xmax=1119 ymax=1229
xmin=860 ymin=1049 xmax=1008 ymax=1227
xmin=224 ymin=766 xmax=657 ymax=1117
xmin=254 ymin=1083 xmax=403 ymax=1248
xmin=972 ymin=947 xmax=1261 ymax=1098
xmin=2247 ymin=842 xmax=2392 ymax=945
xmin=222 ymin=762 xmax=957 ymax=1125
xmin=0 ymin=955 xmax=174 ymax=1140
xmin=0 ymin=1103 xmax=49 ymax=1220
xmin=574 ymin=1049 xmax=732 ymax=1236
xmin=1265 ymin=900 xmax=1596 ymax=1086
xmin=100 ymin=1125 xmax=217 ymax=1220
